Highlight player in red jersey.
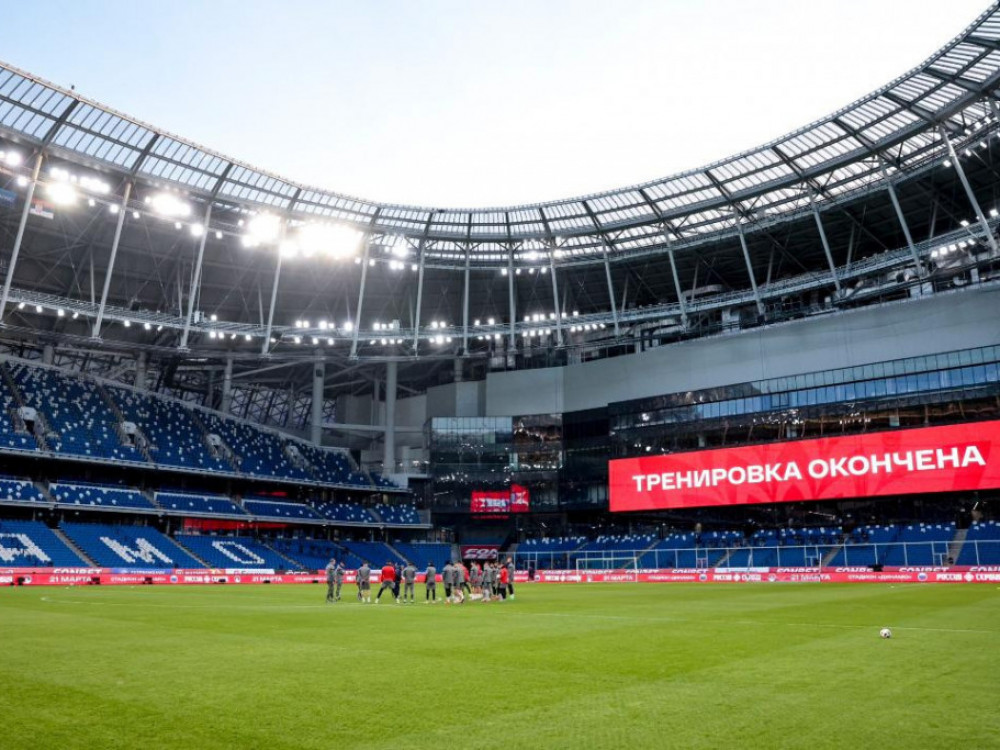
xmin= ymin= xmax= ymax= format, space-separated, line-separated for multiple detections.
xmin=375 ymin=561 xmax=398 ymax=604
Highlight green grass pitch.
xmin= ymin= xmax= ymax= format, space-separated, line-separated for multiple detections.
xmin=2 ymin=582 xmax=998 ymax=749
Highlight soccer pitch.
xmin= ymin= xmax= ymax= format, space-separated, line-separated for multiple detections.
xmin=2 ymin=583 xmax=997 ymax=749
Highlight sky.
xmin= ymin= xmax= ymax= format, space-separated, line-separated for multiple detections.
xmin=2 ymin=0 xmax=989 ymax=208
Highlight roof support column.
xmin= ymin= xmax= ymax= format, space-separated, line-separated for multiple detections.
xmin=0 ymin=153 xmax=43 ymax=323
xmin=548 ymin=245 xmax=563 ymax=346
xmin=310 ymin=352 xmax=325 ymax=445
xmin=601 ymin=247 xmax=620 ymax=338
xmin=809 ymin=195 xmax=841 ymax=292
xmin=92 ymin=181 xmax=132 ymax=338
xmin=350 ymin=240 xmax=371 ymax=358
xmin=383 ymin=359 xmax=397 ymax=475
xmin=461 ymin=248 xmax=471 ymax=354
xmin=661 ymin=228 xmax=688 ymax=326
xmin=180 ymin=202 xmax=212 ymax=349
xmin=734 ymin=211 xmax=765 ymax=317
xmin=412 ymin=243 xmax=426 ymax=353
xmin=507 ymin=251 xmax=516 ymax=349
xmin=940 ymin=126 xmax=999 ymax=256
xmin=880 ymin=163 xmax=925 ymax=277
xmin=261 ymin=245 xmax=283 ymax=355
xmin=221 ymin=354 xmax=233 ymax=414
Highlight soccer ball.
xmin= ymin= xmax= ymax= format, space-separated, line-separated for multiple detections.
xmin=879 ymin=627 xmax=892 ymax=639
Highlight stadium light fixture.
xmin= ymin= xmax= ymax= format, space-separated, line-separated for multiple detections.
xmin=143 ymin=322 xmax=151 ymax=331
xmin=46 ymin=181 xmax=78 ymax=206
xmin=244 ymin=334 xmax=252 ymax=342
xmin=132 ymin=211 xmax=140 ymax=220
xmin=991 ymin=209 xmax=999 ymax=218
xmin=190 ymin=223 xmax=204 ymax=238
xmin=123 ymin=319 xmax=131 ymax=328
xmin=34 ymin=305 xmax=42 ymax=314
xmin=244 ymin=213 xmax=282 ymax=247
xmin=56 ymin=308 xmax=65 ymax=317
xmin=488 ymin=317 xmax=495 ymax=325
xmin=16 ymin=176 xmax=28 ymax=187
xmin=109 ymin=204 xmax=119 ymax=215
xmin=215 ymin=231 xmax=223 ymax=240
xmin=2 ymin=150 xmax=22 ymax=167
xmin=16 ymin=302 xmax=24 ymax=310
xmin=391 ymin=236 xmax=409 ymax=258
xmin=72 ymin=312 xmax=79 ymax=320
xmin=148 ymin=191 xmax=192 ymax=219
xmin=501 ymin=268 xmax=508 ymax=276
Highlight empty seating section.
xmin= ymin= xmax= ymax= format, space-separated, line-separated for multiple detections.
xmin=958 ymin=521 xmax=1000 ymax=564
xmin=199 ymin=413 xmax=311 ymax=481
xmin=0 ymin=375 xmax=36 ymax=451
xmin=296 ymin=443 xmax=370 ymax=487
xmin=9 ymin=364 xmax=142 ymax=462
xmin=112 ymin=387 xmax=231 ymax=473
xmin=826 ymin=525 xmax=901 ymax=566
xmin=269 ymin=538 xmax=363 ymax=570
xmin=243 ymin=498 xmax=322 ymax=521
xmin=0 ymin=478 xmax=47 ymax=504
xmin=174 ymin=534 xmax=294 ymax=569
xmin=156 ymin=491 xmax=246 ymax=517
xmin=375 ymin=504 xmax=421 ymax=525
xmin=0 ymin=519 xmax=86 ymax=566
xmin=881 ymin=523 xmax=956 ymax=565
xmin=371 ymin=473 xmax=401 ymax=490
xmin=393 ymin=542 xmax=452 ymax=570
xmin=519 ymin=537 xmax=587 ymax=567
xmin=61 ymin=522 xmax=201 ymax=568
xmin=638 ymin=533 xmax=702 ymax=568
xmin=340 ymin=540 xmax=405 ymax=566
xmin=314 ymin=501 xmax=374 ymax=524
xmin=50 ymin=482 xmax=155 ymax=510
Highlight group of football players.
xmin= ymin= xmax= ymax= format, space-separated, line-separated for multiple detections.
xmin=325 ymin=557 xmax=516 ymax=604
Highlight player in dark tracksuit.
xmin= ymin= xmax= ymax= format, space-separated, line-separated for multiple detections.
xmin=392 ymin=563 xmax=403 ymax=600
xmin=506 ymin=557 xmax=516 ymax=600
xmin=425 ymin=563 xmax=437 ymax=603
xmin=325 ymin=559 xmax=337 ymax=603
xmin=442 ymin=562 xmax=454 ymax=602
xmin=333 ymin=561 xmax=345 ymax=601
xmin=400 ymin=563 xmax=416 ymax=603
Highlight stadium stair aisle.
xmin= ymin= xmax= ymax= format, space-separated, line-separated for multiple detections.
xmin=50 ymin=527 xmax=96 ymax=566
xmin=948 ymin=527 xmax=968 ymax=564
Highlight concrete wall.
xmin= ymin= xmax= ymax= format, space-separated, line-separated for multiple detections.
xmin=485 ymin=285 xmax=1000 ymax=415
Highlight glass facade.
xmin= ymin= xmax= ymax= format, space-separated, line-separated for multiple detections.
xmin=427 ymin=415 xmax=562 ymax=510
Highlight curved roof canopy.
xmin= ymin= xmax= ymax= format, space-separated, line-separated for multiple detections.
xmin=0 ymin=6 xmax=999 ymax=271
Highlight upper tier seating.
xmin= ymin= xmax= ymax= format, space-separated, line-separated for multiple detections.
xmin=199 ymin=412 xmax=311 ymax=482
xmin=155 ymin=491 xmax=246 ymax=517
xmin=111 ymin=386 xmax=231 ymax=473
xmin=174 ymin=534 xmax=295 ymax=570
xmin=296 ymin=443 xmax=371 ymax=487
xmin=392 ymin=541 xmax=452 ymax=570
xmin=0 ymin=477 xmax=47 ymax=504
xmin=0 ymin=519 xmax=87 ymax=566
xmin=313 ymin=501 xmax=375 ymax=524
xmin=243 ymin=498 xmax=323 ymax=521
xmin=9 ymin=364 xmax=143 ymax=463
xmin=0 ymin=374 xmax=37 ymax=451
xmin=50 ymin=482 xmax=155 ymax=511
xmin=374 ymin=504 xmax=421 ymax=525
xmin=61 ymin=522 xmax=201 ymax=568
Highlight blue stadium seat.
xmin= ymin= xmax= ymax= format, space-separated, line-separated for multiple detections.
xmin=50 ymin=482 xmax=155 ymax=511
xmin=174 ymin=534 xmax=295 ymax=569
xmin=313 ymin=502 xmax=375 ymax=524
xmin=0 ymin=519 xmax=88 ymax=566
xmin=392 ymin=541 xmax=452 ymax=571
xmin=374 ymin=504 xmax=421 ymax=525
xmin=155 ymin=491 xmax=246 ymax=517
xmin=61 ymin=522 xmax=201 ymax=568
xmin=243 ymin=498 xmax=323 ymax=521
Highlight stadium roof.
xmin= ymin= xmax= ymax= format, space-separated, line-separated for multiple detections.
xmin=0 ymin=5 xmax=999 ymax=267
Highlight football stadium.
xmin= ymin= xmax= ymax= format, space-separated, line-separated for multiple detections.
xmin=2 ymin=3 xmax=1000 ymax=748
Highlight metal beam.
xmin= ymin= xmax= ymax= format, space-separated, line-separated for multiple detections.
xmin=92 ymin=181 xmax=132 ymax=337
xmin=601 ymin=247 xmax=620 ymax=338
xmin=940 ymin=126 xmax=1000 ymax=255
xmin=179 ymin=202 xmax=212 ymax=349
xmin=350 ymin=238 xmax=371 ymax=358
xmin=662 ymin=228 xmax=688 ymax=325
xmin=0 ymin=153 xmax=43 ymax=323
xmin=733 ymin=210 xmax=765 ymax=317
xmin=548 ymin=242 xmax=563 ymax=345
xmin=880 ymin=163 xmax=926 ymax=277
xmin=461 ymin=242 xmax=471 ymax=354
xmin=261 ymin=238 xmax=283 ymax=355
xmin=809 ymin=194 xmax=842 ymax=292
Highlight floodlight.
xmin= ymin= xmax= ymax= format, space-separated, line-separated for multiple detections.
xmin=343 ymin=321 xmax=354 ymax=332
xmin=3 ymin=151 xmax=22 ymax=167
xmin=391 ymin=236 xmax=409 ymax=258
xmin=46 ymin=181 xmax=78 ymax=206
xmin=149 ymin=192 xmax=192 ymax=219
xmin=245 ymin=213 xmax=282 ymax=246
xmin=190 ymin=223 xmax=204 ymax=238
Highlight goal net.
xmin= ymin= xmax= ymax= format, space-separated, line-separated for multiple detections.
xmin=575 ymin=554 xmax=641 ymax=580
